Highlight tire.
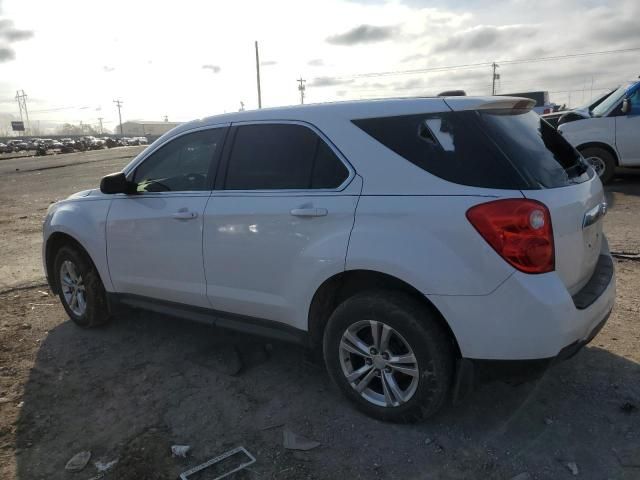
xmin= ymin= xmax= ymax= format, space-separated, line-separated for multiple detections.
xmin=580 ymin=147 xmax=616 ymax=184
xmin=323 ymin=291 xmax=454 ymax=422
xmin=54 ymin=245 xmax=111 ymax=328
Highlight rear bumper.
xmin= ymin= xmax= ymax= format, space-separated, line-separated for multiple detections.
xmin=460 ymin=306 xmax=611 ymax=386
xmin=429 ymin=249 xmax=616 ymax=361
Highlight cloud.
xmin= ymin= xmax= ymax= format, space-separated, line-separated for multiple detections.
xmin=103 ymin=65 xmax=115 ymax=72
xmin=260 ymin=60 xmax=277 ymax=66
xmin=433 ymin=24 xmax=538 ymax=53
xmin=0 ymin=19 xmax=33 ymax=41
xmin=202 ymin=64 xmax=221 ymax=73
xmin=327 ymin=24 xmax=398 ymax=45
xmin=0 ymin=18 xmax=33 ymax=63
xmin=308 ymin=76 xmax=354 ymax=87
xmin=0 ymin=47 xmax=13 ymax=62
xmin=308 ymin=58 xmax=324 ymax=67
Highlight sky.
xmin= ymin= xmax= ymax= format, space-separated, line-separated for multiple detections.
xmin=0 ymin=0 xmax=638 ymax=134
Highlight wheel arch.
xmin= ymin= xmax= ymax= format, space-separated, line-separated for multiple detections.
xmin=577 ymin=142 xmax=619 ymax=166
xmin=307 ymin=269 xmax=461 ymax=358
xmin=45 ymin=231 xmax=98 ymax=294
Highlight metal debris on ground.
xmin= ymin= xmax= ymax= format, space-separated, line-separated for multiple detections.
xmin=511 ymin=473 xmax=532 ymax=480
xmin=283 ymin=429 xmax=321 ymax=451
xmin=171 ymin=445 xmax=191 ymax=458
xmin=179 ymin=446 xmax=256 ymax=480
xmin=64 ymin=450 xmax=91 ymax=472
xmin=566 ymin=461 xmax=579 ymax=476
xmin=94 ymin=459 xmax=118 ymax=472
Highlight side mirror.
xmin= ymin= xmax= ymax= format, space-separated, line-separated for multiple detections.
xmin=621 ymin=98 xmax=630 ymax=114
xmin=100 ymin=172 xmax=134 ymax=194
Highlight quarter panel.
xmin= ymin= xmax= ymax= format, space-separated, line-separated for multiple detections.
xmin=346 ymin=195 xmax=519 ymax=296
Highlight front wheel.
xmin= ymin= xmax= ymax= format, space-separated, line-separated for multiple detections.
xmin=581 ymin=147 xmax=616 ymax=184
xmin=323 ymin=291 xmax=454 ymax=422
xmin=54 ymin=245 xmax=111 ymax=328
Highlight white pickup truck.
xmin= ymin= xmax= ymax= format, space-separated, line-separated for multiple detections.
xmin=558 ymin=80 xmax=640 ymax=183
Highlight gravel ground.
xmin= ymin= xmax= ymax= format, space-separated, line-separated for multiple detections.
xmin=0 ymin=153 xmax=638 ymax=479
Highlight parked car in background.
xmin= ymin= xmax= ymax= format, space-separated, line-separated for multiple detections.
xmin=7 ymin=139 xmax=29 ymax=151
xmin=542 ymin=89 xmax=616 ymax=128
xmin=44 ymin=97 xmax=614 ymax=422
xmin=0 ymin=142 xmax=13 ymax=153
xmin=558 ymin=79 xmax=640 ymax=183
xmin=498 ymin=91 xmax=557 ymax=115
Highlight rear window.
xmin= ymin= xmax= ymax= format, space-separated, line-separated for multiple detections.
xmin=353 ymin=109 xmax=590 ymax=189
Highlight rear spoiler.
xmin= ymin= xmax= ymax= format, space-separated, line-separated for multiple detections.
xmin=443 ymin=96 xmax=536 ymax=112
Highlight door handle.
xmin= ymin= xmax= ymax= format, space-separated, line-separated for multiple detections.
xmin=290 ymin=208 xmax=328 ymax=217
xmin=172 ymin=210 xmax=198 ymax=220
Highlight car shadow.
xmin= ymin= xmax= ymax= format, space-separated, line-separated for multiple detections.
xmin=14 ymin=310 xmax=640 ymax=480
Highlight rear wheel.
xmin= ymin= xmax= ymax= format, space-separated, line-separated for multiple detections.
xmin=581 ymin=147 xmax=616 ymax=184
xmin=54 ymin=245 xmax=111 ymax=327
xmin=323 ymin=291 xmax=454 ymax=422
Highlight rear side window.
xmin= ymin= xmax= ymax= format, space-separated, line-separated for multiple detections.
xmin=353 ymin=110 xmax=589 ymax=189
xmin=225 ymin=123 xmax=348 ymax=190
xmin=353 ymin=112 xmax=526 ymax=189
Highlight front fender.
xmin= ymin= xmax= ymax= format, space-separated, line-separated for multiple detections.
xmin=44 ymin=198 xmax=113 ymax=291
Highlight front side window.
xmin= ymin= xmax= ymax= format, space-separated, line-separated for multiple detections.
xmin=133 ymin=128 xmax=225 ymax=192
xmin=225 ymin=123 xmax=348 ymax=190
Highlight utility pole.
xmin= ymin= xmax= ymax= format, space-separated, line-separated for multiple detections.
xmin=255 ymin=41 xmax=262 ymax=109
xmin=491 ymin=62 xmax=500 ymax=95
xmin=297 ymin=77 xmax=306 ymax=104
xmin=113 ymin=99 xmax=123 ymax=136
xmin=15 ymin=90 xmax=31 ymax=136
xmin=163 ymin=115 xmax=168 ymax=122
xmin=239 ymin=101 xmax=245 ymax=111
xmin=98 ymin=117 xmax=104 ymax=134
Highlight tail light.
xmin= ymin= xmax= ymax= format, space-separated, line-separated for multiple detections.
xmin=466 ymin=199 xmax=554 ymax=274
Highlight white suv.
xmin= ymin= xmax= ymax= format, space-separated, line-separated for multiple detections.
xmin=43 ymin=97 xmax=615 ymax=421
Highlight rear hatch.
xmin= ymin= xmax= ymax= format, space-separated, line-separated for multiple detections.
xmin=446 ymin=98 xmax=604 ymax=294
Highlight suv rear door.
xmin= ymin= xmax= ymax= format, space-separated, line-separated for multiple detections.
xmin=202 ymin=121 xmax=360 ymax=329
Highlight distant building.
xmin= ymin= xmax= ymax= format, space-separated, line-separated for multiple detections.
xmin=118 ymin=120 xmax=182 ymax=137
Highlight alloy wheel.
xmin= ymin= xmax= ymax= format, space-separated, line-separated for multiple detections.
xmin=60 ymin=260 xmax=87 ymax=317
xmin=585 ymin=156 xmax=606 ymax=177
xmin=338 ymin=320 xmax=419 ymax=407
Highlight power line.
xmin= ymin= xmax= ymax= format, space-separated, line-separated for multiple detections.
xmin=333 ymin=46 xmax=640 ymax=80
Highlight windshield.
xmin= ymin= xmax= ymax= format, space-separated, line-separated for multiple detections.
xmin=592 ymin=83 xmax=632 ymax=117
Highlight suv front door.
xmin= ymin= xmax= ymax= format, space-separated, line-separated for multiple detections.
xmin=106 ymin=126 xmax=227 ymax=307
xmin=203 ymin=122 xmax=360 ymax=330
xmin=615 ymin=89 xmax=640 ymax=166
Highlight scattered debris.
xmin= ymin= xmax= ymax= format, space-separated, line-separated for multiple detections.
xmin=65 ymin=451 xmax=91 ymax=472
xmin=17 ymin=401 xmax=24 ymax=408
xmin=179 ymin=446 xmax=255 ymax=480
xmin=511 ymin=473 xmax=531 ymax=480
xmin=18 ymin=215 xmax=27 ymax=219
xmin=424 ymin=438 xmax=433 ymax=445
xmin=620 ymin=401 xmax=638 ymax=414
xmin=37 ymin=290 xmax=49 ymax=296
xmin=19 ymin=323 xmax=31 ymax=329
xmin=283 ymin=429 xmax=321 ymax=451
xmin=565 ymin=461 xmax=579 ymax=476
xmin=0 ymin=397 xmax=14 ymax=404
xmin=171 ymin=445 xmax=191 ymax=458
xmin=544 ymin=417 xmax=554 ymax=425
xmin=94 ymin=459 xmax=118 ymax=472
xmin=611 ymin=251 xmax=640 ymax=262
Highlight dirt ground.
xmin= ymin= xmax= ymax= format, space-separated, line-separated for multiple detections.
xmin=0 ymin=151 xmax=638 ymax=479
